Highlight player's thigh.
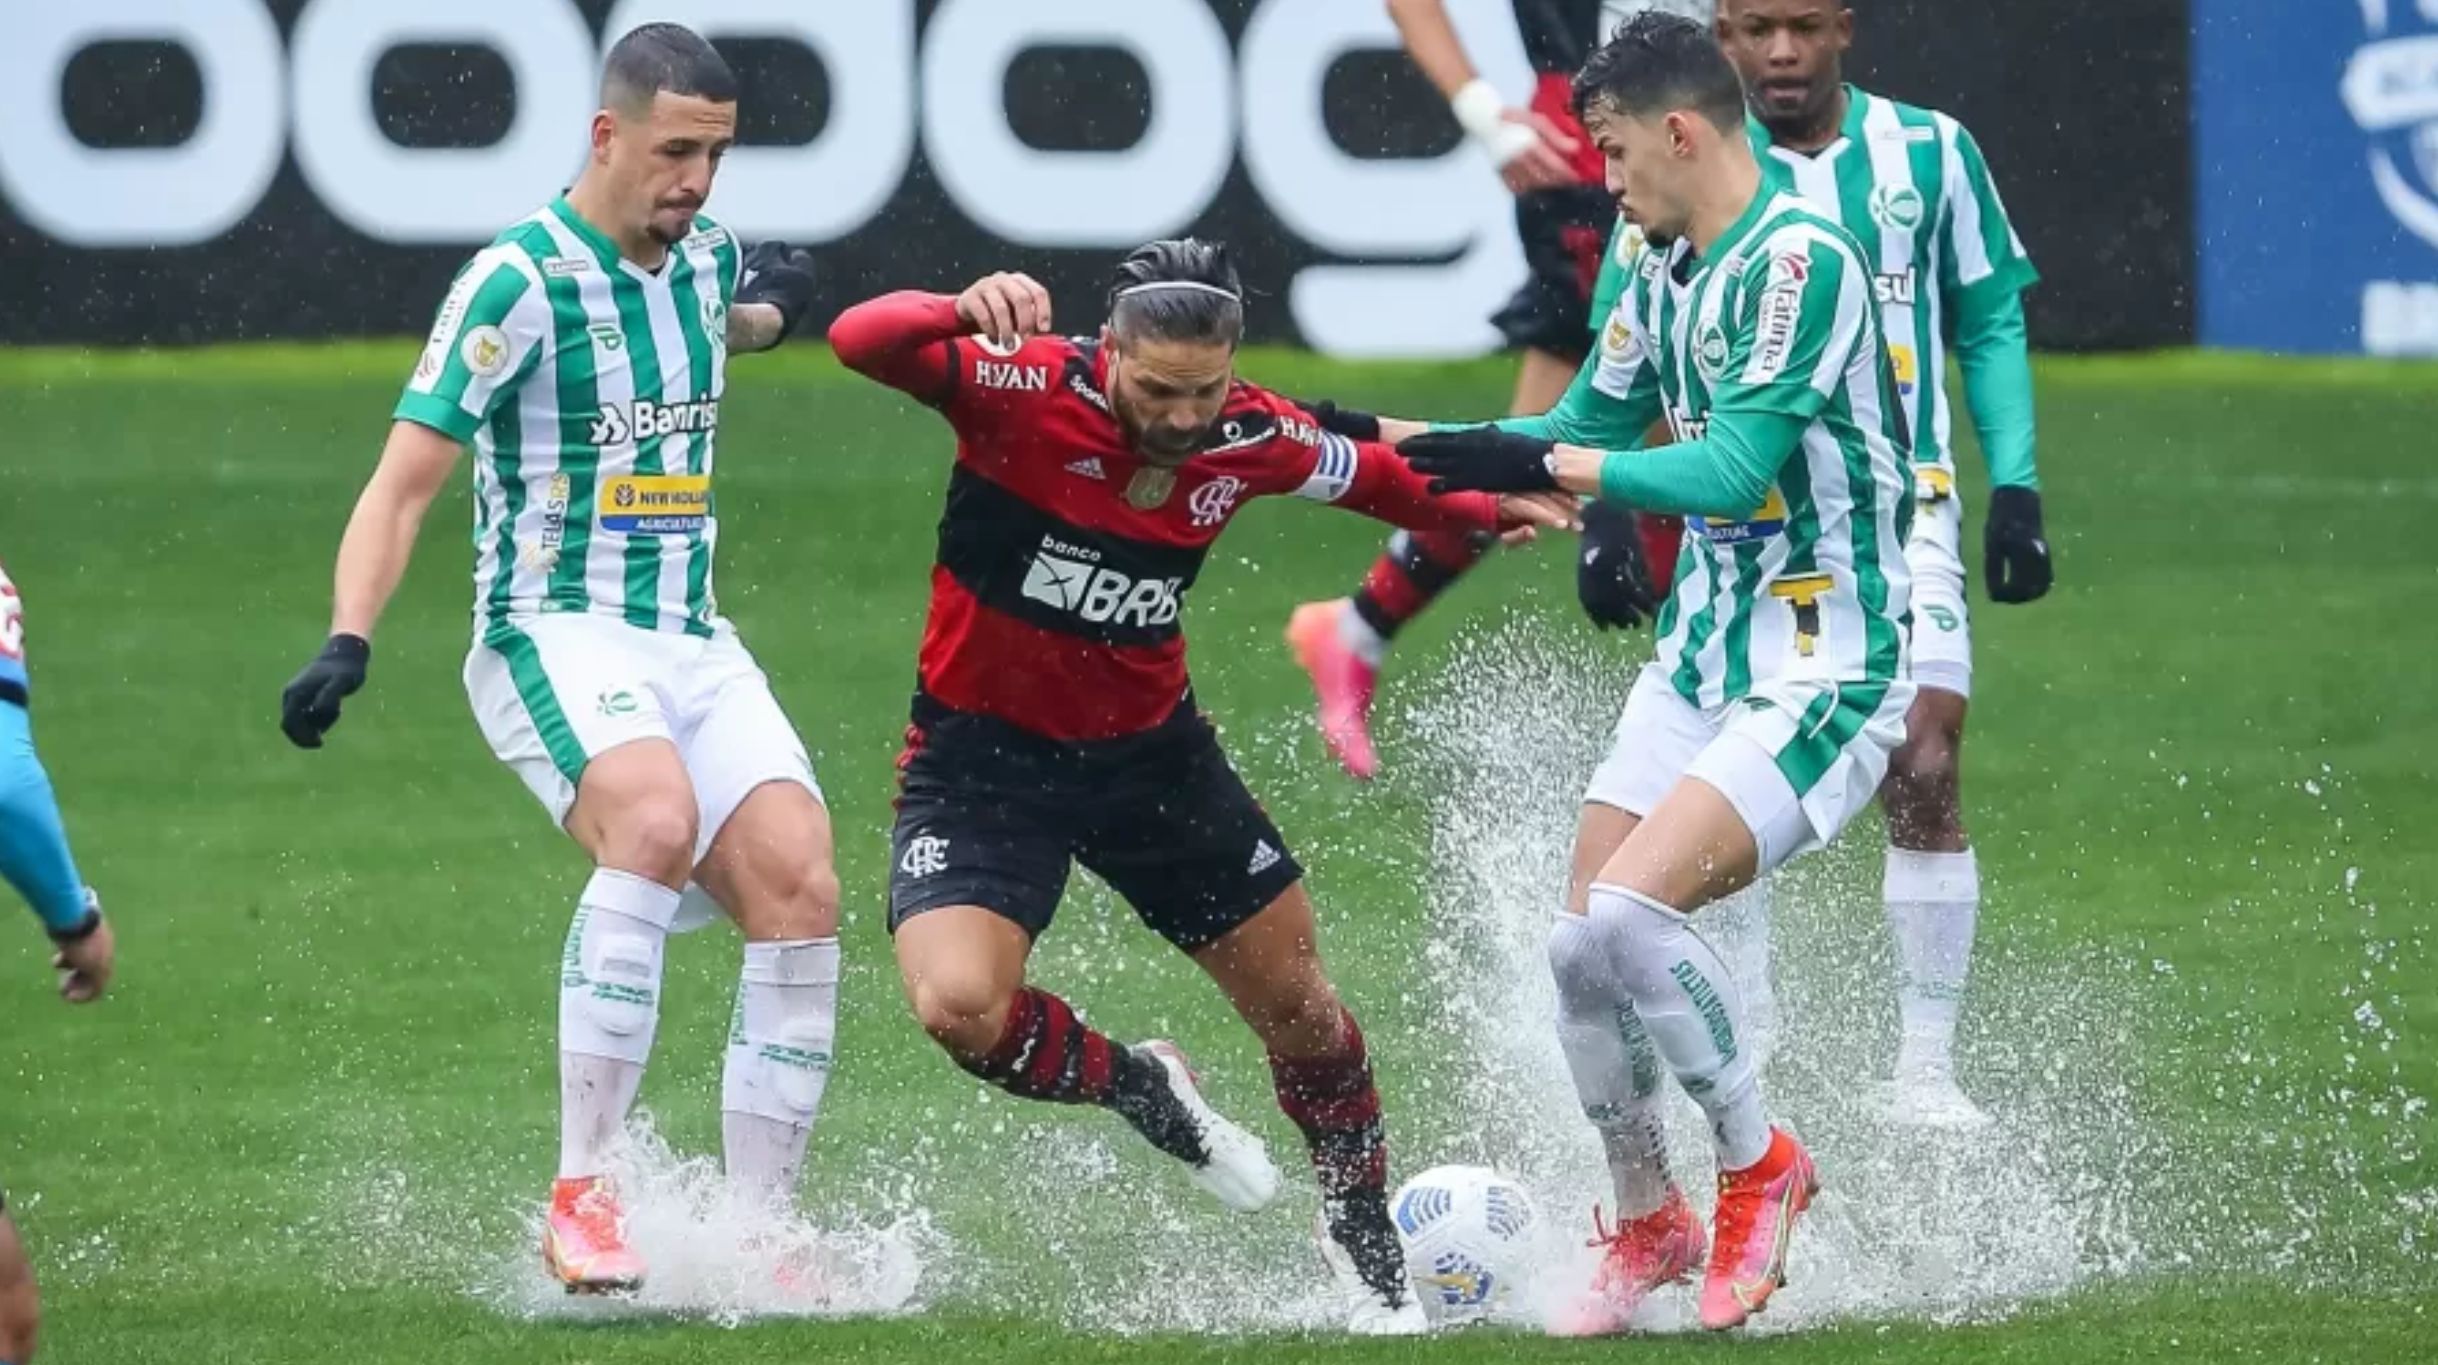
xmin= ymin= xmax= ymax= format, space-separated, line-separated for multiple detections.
xmin=887 ymin=726 xmax=1074 ymax=961
xmin=463 ymin=615 xmax=687 ymax=836
xmin=1582 ymin=663 xmax=1716 ymax=827
xmin=1655 ymin=678 xmax=1915 ymax=898
xmin=1568 ymin=802 xmax=1641 ymax=916
xmin=1081 ymin=724 xmax=1304 ymax=958
xmin=0 ymin=1204 xmax=35 ymax=1361
xmin=1905 ymin=493 xmax=1974 ymax=702
xmin=681 ymin=633 xmax=835 ymax=938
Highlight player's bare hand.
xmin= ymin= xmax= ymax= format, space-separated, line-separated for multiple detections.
xmin=53 ymin=913 xmax=115 ymax=1004
xmin=1495 ymin=491 xmax=1582 ymax=542
xmin=1497 ymin=110 xmax=1580 ymax=194
xmin=956 ymin=273 xmax=1054 ymax=349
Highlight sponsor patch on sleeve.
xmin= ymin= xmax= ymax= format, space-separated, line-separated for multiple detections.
xmin=1293 ymin=431 xmax=1358 ymax=503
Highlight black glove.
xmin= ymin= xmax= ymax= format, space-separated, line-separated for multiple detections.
xmin=1294 ymin=399 xmax=1381 ymax=442
xmin=280 ymin=634 xmax=370 ymax=749
xmin=1983 ymin=485 xmax=2053 ymax=604
xmin=1399 ymin=426 xmax=1558 ymax=494
xmin=737 ymin=241 xmax=817 ymax=342
xmin=1577 ymin=500 xmax=1658 ymax=631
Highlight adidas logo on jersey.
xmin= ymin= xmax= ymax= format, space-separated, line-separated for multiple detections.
xmin=1065 ymin=457 xmax=1107 ymax=480
xmin=1247 ymin=840 xmax=1282 ymax=875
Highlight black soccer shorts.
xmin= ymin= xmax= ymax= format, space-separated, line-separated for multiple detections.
xmin=1490 ymin=183 xmax=1619 ymax=360
xmin=887 ymin=698 xmax=1305 ymax=952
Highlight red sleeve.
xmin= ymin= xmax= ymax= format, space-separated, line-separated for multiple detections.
xmin=827 ymin=291 xmax=966 ymax=405
xmin=1241 ymin=388 xmax=1499 ymax=535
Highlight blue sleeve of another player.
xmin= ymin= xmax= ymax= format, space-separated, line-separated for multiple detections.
xmin=0 ymin=703 xmax=89 ymax=935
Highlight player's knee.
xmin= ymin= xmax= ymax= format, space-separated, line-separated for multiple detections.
xmin=1884 ymin=733 xmax=1964 ymax=844
xmin=1243 ymin=975 xmax=1347 ymax=1058
xmin=905 ymin=971 xmax=1010 ymax=1059
xmin=600 ymin=801 xmax=698 ymax=885
xmin=736 ymin=854 xmax=840 ymax=941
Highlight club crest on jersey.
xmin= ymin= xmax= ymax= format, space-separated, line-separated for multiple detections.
xmin=1125 ymin=466 xmax=1176 ymax=510
xmin=1188 ymin=475 xmax=1245 ymax=528
xmin=1694 ymin=320 xmax=1730 ymax=381
xmin=1869 ymin=183 xmax=1925 ymax=233
xmin=974 ymin=359 xmax=1050 ymax=392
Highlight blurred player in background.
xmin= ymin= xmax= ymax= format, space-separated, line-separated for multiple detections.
xmin=829 ymin=241 xmax=1574 ymax=1335
xmin=1 ymin=560 xmax=119 ymax=1364
xmin=277 ymin=25 xmax=833 ymax=1293
xmin=1346 ymin=13 xmax=1916 ymax=1330
xmin=1719 ymin=0 xmax=2053 ymax=1126
xmin=1286 ymin=1 xmax=1713 ymax=780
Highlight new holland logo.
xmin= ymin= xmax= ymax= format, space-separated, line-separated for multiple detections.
xmin=1019 ymin=537 xmax=1182 ymax=627
xmin=2346 ymin=2 xmax=2438 ymax=250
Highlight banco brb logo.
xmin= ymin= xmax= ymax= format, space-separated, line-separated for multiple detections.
xmin=2346 ymin=2 xmax=2438 ymax=249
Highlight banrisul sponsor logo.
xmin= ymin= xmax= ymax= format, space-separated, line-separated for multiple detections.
xmin=1670 ymin=959 xmax=1740 ymax=1063
xmin=588 ymin=398 xmax=720 ymax=447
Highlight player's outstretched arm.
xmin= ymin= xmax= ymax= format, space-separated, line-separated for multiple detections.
xmin=1386 ymin=0 xmax=1577 ymax=192
xmin=829 ymin=273 xmax=1052 ymax=403
xmin=278 ymin=421 xmax=459 ymax=749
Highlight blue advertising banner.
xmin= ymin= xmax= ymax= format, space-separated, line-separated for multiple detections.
xmin=2197 ymin=0 xmax=2438 ymax=354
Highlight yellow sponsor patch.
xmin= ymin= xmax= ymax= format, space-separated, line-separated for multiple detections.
xmin=1691 ymin=486 xmax=1789 ymax=545
xmin=1914 ymin=465 xmax=1955 ymax=503
xmin=598 ymin=474 xmax=710 ymax=534
xmin=1890 ymin=342 xmax=1920 ymax=399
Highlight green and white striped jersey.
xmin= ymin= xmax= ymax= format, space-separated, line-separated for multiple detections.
xmin=396 ymin=197 xmax=742 ymax=640
xmin=1592 ymin=189 xmax=1914 ymax=705
xmin=1751 ymin=87 xmax=2036 ymax=490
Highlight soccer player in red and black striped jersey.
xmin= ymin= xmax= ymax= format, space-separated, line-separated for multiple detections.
xmin=1285 ymin=1 xmax=1706 ymax=780
xmin=830 ymin=240 xmax=1573 ymax=1335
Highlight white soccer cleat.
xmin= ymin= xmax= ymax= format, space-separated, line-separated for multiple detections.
xmin=1882 ymin=1056 xmax=1994 ymax=1130
xmin=1139 ymin=1041 xmax=1281 ymax=1213
xmin=1317 ymin=1207 xmax=1431 ymax=1336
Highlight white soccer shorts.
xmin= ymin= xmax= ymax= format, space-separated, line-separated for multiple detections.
xmin=463 ymin=612 xmax=823 ymax=860
xmin=1584 ymin=664 xmax=1914 ymax=874
xmin=1906 ymin=483 xmax=1972 ymax=700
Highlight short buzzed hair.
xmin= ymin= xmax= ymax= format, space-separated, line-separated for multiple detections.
xmin=601 ymin=23 xmax=738 ymax=116
xmin=1573 ymin=12 xmax=1747 ymax=132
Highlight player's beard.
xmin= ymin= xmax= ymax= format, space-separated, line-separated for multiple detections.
xmin=1128 ymin=416 xmax=1208 ymax=466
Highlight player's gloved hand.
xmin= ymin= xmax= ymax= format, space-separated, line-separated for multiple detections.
xmin=1399 ymin=426 xmax=1558 ymax=494
xmin=737 ymin=241 xmax=817 ymax=341
xmin=50 ymin=890 xmax=113 ymax=1004
xmin=1577 ymin=500 xmax=1658 ymax=631
xmin=1291 ymin=399 xmax=1381 ymax=442
xmin=280 ymin=633 xmax=370 ymax=749
xmin=1984 ymin=486 xmax=2053 ymax=604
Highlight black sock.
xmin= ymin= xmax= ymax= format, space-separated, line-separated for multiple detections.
xmin=1105 ymin=1046 xmax=1208 ymax=1165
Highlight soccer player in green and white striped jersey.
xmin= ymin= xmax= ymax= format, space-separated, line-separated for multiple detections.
xmin=1721 ymin=0 xmax=2053 ymax=1128
xmin=1395 ymin=14 xmax=1911 ymax=1330
xmin=276 ymin=25 xmax=839 ymax=1294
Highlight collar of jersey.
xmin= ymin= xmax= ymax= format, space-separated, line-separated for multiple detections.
xmin=1750 ymin=83 xmax=1871 ymax=163
xmin=547 ymin=195 xmax=671 ymax=282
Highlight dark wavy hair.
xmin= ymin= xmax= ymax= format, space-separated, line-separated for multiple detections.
xmin=1106 ymin=238 xmax=1246 ymax=349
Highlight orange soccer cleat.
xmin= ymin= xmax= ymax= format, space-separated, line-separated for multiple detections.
xmin=543 ymin=1175 xmax=646 ymax=1294
xmin=1550 ymin=1189 xmax=1706 ymax=1337
xmin=1286 ymin=600 xmax=1380 ymax=780
xmin=1698 ymin=1129 xmax=1818 ymax=1330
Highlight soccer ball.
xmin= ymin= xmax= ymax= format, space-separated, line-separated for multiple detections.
xmin=1390 ymin=1164 xmax=1538 ymax=1324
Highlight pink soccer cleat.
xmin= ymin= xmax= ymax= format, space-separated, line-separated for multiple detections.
xmin=1286 ymin=599 xmax=1380 ymax=780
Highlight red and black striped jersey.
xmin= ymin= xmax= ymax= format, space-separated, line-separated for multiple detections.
xmin=1514 ymin=0 xmax=1620 ymax=184
xmin=829 ymin=292 xmax=1504 ymax=743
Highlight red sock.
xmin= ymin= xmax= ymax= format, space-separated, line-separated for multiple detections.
xmin=1351 ymin=529 xmax=1490 ymax=641
xmin=964 ymin=987 xmax=1119 ymax=1105
xmin=1635 ymin=513 xmax=1685 ymax=597
xmin=1268 ymin=1007 xmax=1389 ymax=1200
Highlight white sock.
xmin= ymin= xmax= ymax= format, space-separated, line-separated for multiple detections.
xmin=1547 ymin=914 xmax=1676 ymax=1218
xmin=1337 ymin=596 xmax=1389 ymax=667
xmin=1706 ymin=879 xmax=1777 ymax=1062
xmin=1884 ymin=847 xmax=1980 ymax=1071
xmin=1587 ymin=884 xmax=1772 ymax=1171
xmin=558 ymin=869 xmax=682 ymax=1180
xmin=722 ymin=938 xmax=840 ymax=1205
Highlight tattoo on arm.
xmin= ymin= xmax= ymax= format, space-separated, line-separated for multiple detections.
xmin=727 ymin=301 xmax=788 ymax=354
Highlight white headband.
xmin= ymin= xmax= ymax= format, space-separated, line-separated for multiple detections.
xmin=1114 ymin=280 xmax=1242 ymax=303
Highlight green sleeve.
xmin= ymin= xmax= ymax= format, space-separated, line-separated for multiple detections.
xmin=1430 ymin=248 xmax=1665 ymax=449
xmin=1597 ymin=231 xmax=1858 ymax=517
xmin=1584 ymin=219 xmax=1643 ymax=350
xmin=1951 ymin=281 xmax=2039 ymax=490
xmin=1596 ymin=408 xmax=1804 ymax=516
xmin=1937 ymin=120 xmax=2039 ymax=300
xmin=393 ymin=253 xmax=546 ymax=442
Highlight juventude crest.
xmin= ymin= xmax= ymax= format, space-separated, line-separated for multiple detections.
xmin=2345 ymin=1 xmax=2438 ymax=250
xmin=1869 ymin=183 xmax=1925 ymax=233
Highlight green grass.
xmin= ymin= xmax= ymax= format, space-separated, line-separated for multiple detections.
xmin=0 ymin=343 xmax=2432 ymax=1363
